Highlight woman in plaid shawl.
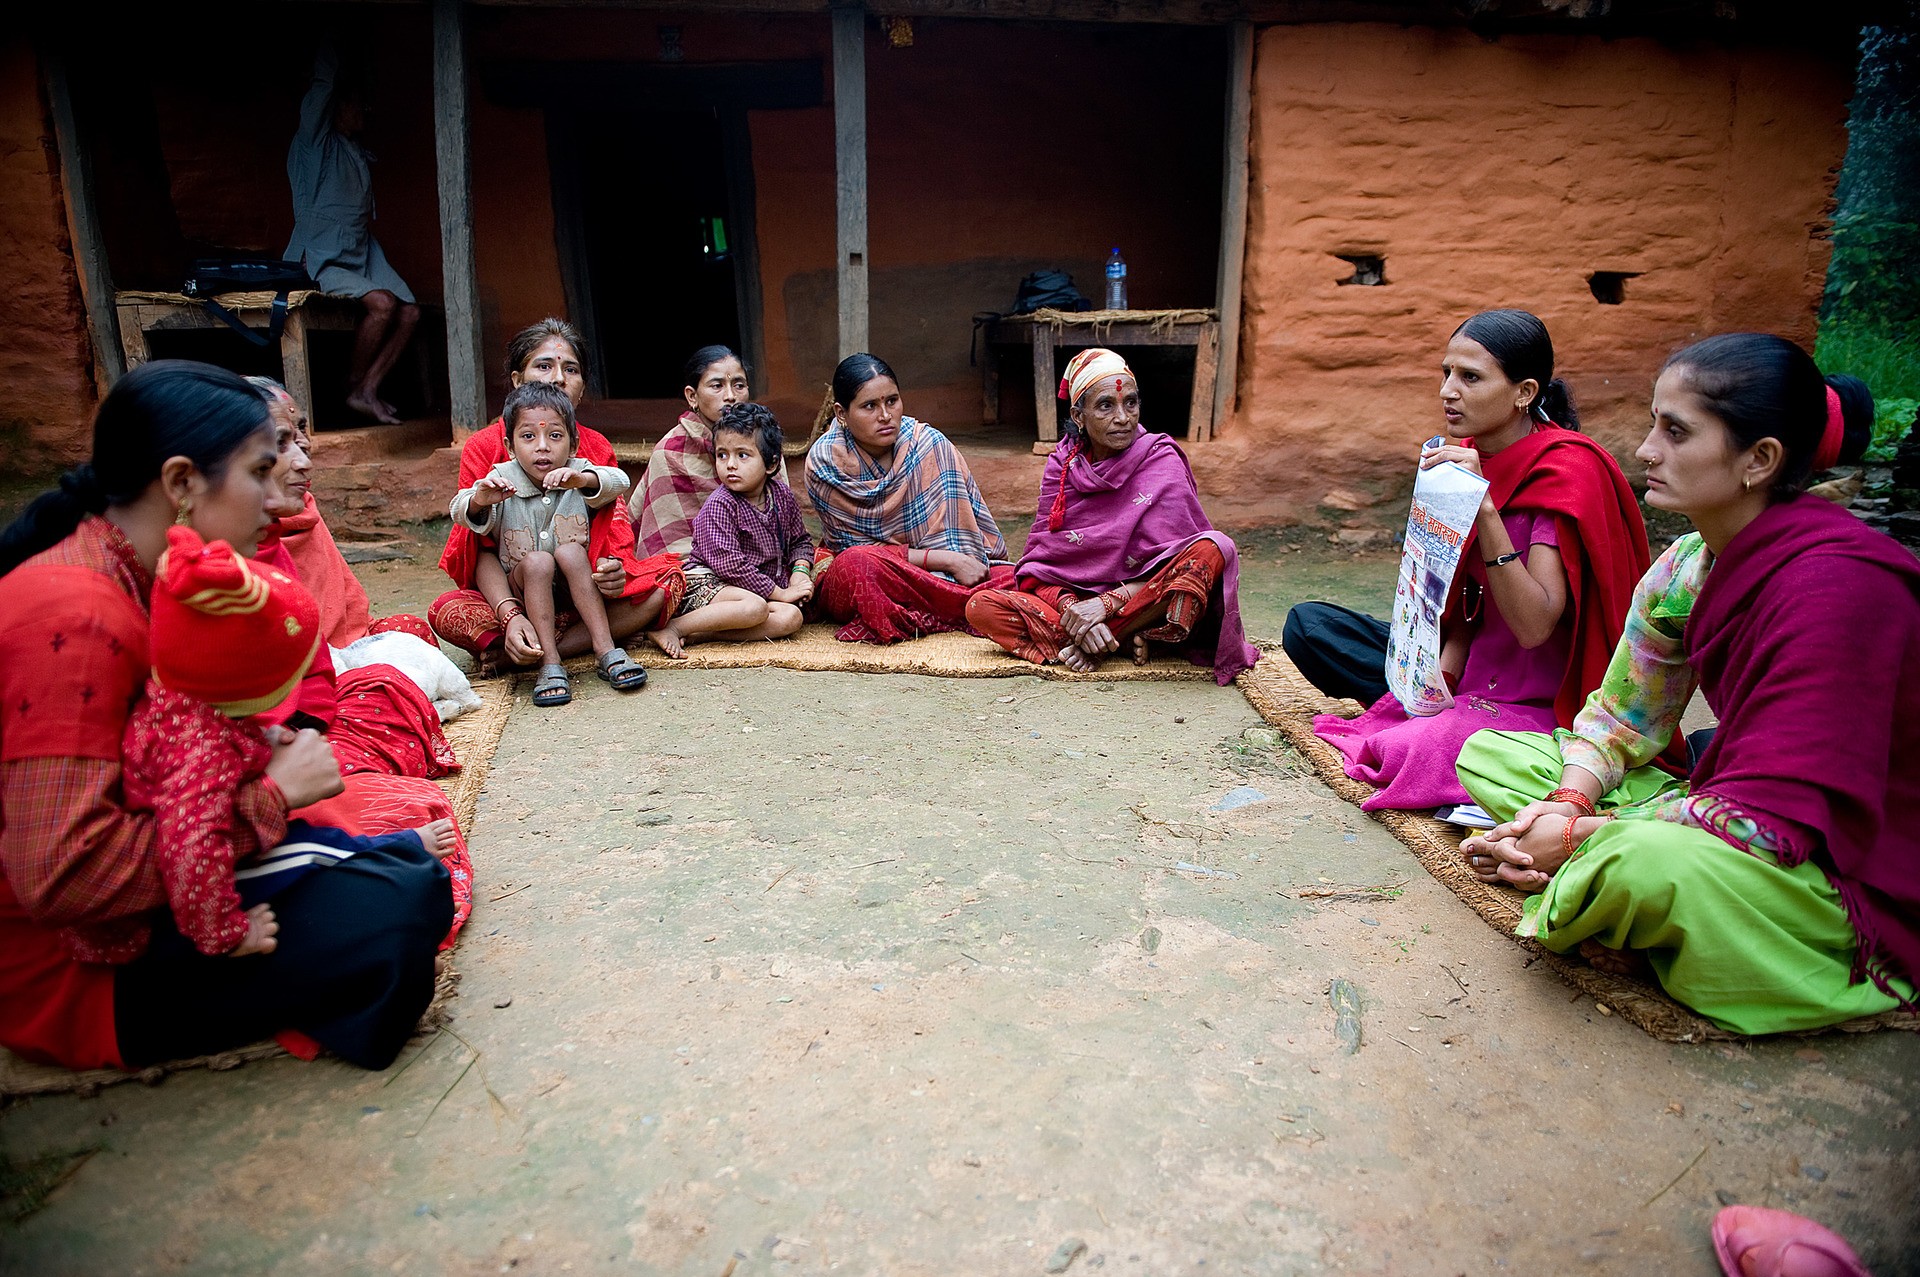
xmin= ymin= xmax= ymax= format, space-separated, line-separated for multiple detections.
xmin=806 ymin=354 xmax=1013 ymax=644
xmin=630 ymin=346 xmax=791 ymax=558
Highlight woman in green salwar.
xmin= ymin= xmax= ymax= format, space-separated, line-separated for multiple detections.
xmin=1456 ymin=338 xmax=1918 ymax=1035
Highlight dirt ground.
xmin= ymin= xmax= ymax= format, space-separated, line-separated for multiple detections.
xmin=2 ymin=525 xmax=1915 ymax=1276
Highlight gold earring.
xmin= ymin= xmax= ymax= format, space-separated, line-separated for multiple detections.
xmin=1742 ymin=476 xmax=1750 ymax=493
xmin=174 ymin=496 xmax=192 ymax=525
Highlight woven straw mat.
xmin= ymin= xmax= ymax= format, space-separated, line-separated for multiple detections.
xmin=0 ymin=678 xmax=514 ymax=1097
xmin=1235 ymin=652 xmax=1918 ymax=1045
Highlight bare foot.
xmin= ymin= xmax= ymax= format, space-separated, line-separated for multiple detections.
xmin=414 ymin=818 xmax=458 ymax=858
xmin=1578 ymin=938 xmax=1650 ymax=979
xmin=229 ymin=903 xmax=279 ymax=957
xmin=646 ymin=625 xmax=687 ymax=659
xmin=376 ymin=394 xmax=401 ymax=420
xmin=1130 ymin=633 xmax=1151 ymax=665
xmin=1056 ymin=643 xmax=1099 ymax=674
xmin=346 ymin=391 xmax=402 ymax=425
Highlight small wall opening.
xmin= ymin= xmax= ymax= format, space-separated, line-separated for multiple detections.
xmin=1336 ymin=254 xmax=1387 ymax=287
xmin=1588 ymin=270 xmax=1639 ymax=304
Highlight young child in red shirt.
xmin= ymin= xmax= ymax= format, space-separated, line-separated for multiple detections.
xmin=62 ymin=526 xmax=454 ymax=964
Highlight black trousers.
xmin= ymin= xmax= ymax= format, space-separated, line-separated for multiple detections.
xmin=1281 ymin=601 xmax=1391 ymax=706
xmin=115 ymin=838 xmax=452 ymax=1071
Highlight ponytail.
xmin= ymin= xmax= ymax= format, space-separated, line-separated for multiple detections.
xmin=1533 ymin=378 xmax=1581 ymax=432
xmin=0 ymin=464 xmax=109 ymax=575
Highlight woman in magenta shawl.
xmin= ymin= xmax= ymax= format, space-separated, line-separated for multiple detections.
xmin=1456 ymin=334 xmax=1917 ymax=1034
xmin=967 ymin=349 xmax=1258 ymax=685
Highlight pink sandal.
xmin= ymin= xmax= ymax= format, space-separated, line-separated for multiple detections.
xmin=1713 ymin=1207 xmax=1871 ymax=1277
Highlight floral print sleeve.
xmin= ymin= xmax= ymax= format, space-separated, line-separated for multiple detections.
xmin=1553 ymin=533 xmax=1792 ymax=855
xmin=1554 ymin=535 xmax=1708 ymax=797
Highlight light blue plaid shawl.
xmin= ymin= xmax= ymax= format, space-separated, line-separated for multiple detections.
xmin=806 ymin=417 xmax=1007 ymax=561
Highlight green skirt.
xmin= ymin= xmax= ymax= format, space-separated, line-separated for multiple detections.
xmin=1456 ymin=730 xmax=1910 ymax=1035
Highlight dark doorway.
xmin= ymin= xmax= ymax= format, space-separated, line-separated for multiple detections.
xmin=490 ymin=58 xmax=823 ymax=406
xmin=570 ymin=108 xmax=741 ymax=399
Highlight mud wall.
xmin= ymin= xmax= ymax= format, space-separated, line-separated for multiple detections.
xmin=1205 ymin=24 xmax=1850 ymax=526
xmin=0 ymin=43 xmax=96 ymax=466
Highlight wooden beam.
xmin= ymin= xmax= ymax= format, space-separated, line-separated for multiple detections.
xmin=43 ymin=51 xmax=125 ymax=388
xmin=1211 ymin=19 xmax=1252 ymax=438
xmin=433 ymin=0 xmax=488 ymax=440
xmin=832 ymin=4 xmax=869 ymax=358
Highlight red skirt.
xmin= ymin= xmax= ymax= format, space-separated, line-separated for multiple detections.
xmin=966 ymin=540 xmax=1225 ymax=665
xmin=813 ymin=544 xmax=1015 ymax=645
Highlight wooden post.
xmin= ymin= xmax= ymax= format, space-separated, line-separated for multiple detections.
xmin=832 ymin=4 xmax=869 ymax=358
xmin=1210 ymin=20 xmax=1253 ymax=437
xmin=43 ymin=52 xmax=125 ymax=387
xmin=433 ymin=0 xmax=487 ymax=441
xmin=1032 ymin=325 xmax=1057 ymax=444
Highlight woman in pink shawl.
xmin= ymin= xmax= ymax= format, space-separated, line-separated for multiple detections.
xmin=967 ymin=349 xmax=1258 ymax=685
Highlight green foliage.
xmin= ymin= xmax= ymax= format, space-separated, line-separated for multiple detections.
xmin=1814 ymin=326 xmax=1920 ymax=460
xmin=1816 ymin=20 xmax=1920 ymax=466
xmin=1872 ymin=399 xmax=1919 ymax=463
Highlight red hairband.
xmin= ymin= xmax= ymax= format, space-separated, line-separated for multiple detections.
xmin=1812 ymin=385 xmax=1845 ymax=473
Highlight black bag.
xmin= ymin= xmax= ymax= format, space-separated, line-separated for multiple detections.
xmin=183 ymin=257 xmax=315 ymax=348
xmin=1010 ymin=270 xmax=1091 ymax=315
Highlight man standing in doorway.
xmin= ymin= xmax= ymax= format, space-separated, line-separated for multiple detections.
xmin=286 ymin=45 xmax=419 ymax=425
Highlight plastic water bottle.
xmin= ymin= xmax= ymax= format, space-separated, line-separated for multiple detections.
xmin=1104 ymin=247 xmax=1128 ymax=311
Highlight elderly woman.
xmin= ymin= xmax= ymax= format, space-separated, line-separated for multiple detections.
xmin=0 ymin=361 xmax=453 ymax=1071
xmin=430 ymin=319 xmax=683 ymax=675
xmin=631 ymin=345 xmax=791 ymax=557
xmin=807 ymin=353 xmax=1012 ymax=644
xmin=247 ymin=377 xmax=433 ymax=651
xmin=1457 ymin=334 xmax=1916 ymax=1034
xmin=966 ymin=349 xmax=1258 ymax=684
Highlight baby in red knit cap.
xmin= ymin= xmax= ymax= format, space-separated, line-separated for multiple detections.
xmin=62 ymin=526 xmax=455 ymax=964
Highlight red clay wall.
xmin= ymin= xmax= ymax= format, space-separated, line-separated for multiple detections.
xmin=5 ymin=18 xmax=1853 ymax=531
xmin=1206 ymin=24 xmax=1850 ymax=526
xmin=0 ymin=43 xmax=96 ymax=466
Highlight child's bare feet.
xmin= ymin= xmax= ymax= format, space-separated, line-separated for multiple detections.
xmin=1578 ymin=938 xmax=1651 ymax=979
xmin=414 ymin=818 xmax=458 ymax=858
xmin=230 ymin=903 xmax=279 ymax=957
xmin=646 ymin=624 xmax=687 ymax=659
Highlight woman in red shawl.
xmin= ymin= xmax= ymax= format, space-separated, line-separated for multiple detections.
xmin=0 ymin=362 xmax=453 ymax=1071
xmin=1458 ymin=334 xmax=1916 ymax=1034
xmin=429 ymin=319 xmax=684 ymax=671
xmin=1284 ymin=310 xmax=1652 ymax=812
xmin=967 ymin=348 xmax=1258 ymax=685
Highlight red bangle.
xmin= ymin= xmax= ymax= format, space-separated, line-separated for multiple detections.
xmin=1562 ymin=813 xmax=1612 ymax=862
xmin=1547 ymin=787 xmax=1597 ymax=817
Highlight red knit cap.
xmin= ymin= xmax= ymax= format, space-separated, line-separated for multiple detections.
xmin=151 ymin=525 xmax=322 ymax=718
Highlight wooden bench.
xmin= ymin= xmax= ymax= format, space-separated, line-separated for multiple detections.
xmin=114 ymin=289 xmax=361 ymax=427
xmin=979 ymin=308 xmax=1222 ymax=445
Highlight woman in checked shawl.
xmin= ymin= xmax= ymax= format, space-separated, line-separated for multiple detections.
xmin=805 ymin=354 xmax=1012 ymax=644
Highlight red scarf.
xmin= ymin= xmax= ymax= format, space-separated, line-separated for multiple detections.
xmin=1688 ymin=495 xmax=1920 ymax=1004
xmin=1446 ymin=425 xmax=1656 ymax=743
xmin=436 ymin=419 xmax=675 ymax=599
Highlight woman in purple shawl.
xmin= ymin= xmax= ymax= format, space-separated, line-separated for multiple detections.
xmin=1455 ymin=334 xmax=1917 ymax=1034
xmin=966 ymin=349 xmax=1258 ymax=685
